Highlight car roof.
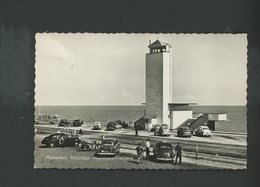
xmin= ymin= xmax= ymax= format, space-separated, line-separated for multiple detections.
xmin=156 ymin=141 xmax=172 ymax=146
xmin=50 ymin=133 xmax=66 ymax=136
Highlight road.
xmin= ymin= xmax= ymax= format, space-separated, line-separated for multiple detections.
xmin=34 ymin=134 xmax=219 ymax=169
xmin=35 ymin=125 xmax=247 ymax=158
xmin=34 ymin=133 xmax=246 ymax=169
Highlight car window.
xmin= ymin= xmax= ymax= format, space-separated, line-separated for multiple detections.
xmin=158 ymin=144 xmax=171 ymax=149
xmin=63 ymin=135 xmax=68 ymax=138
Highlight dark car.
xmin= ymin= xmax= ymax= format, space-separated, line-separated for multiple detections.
xmin=114 ymin=120 xmax=129 ymax=128
xmin=58 ymin=119 xmax=70 ymax=127
xmin=153 ymin=141 xmax=175 ymax=162
xmin=41 ymin=133 xmax=80 ymax=148
xmin=106 ymin=122 xmax=116 ymax=131
xmin=177 ymin=127 xmax=192 ymax=137
xmin=72 ymin=119 xmax=83 ymax=127
xmin=96 ymin=138 xmax=120 ymax=156
xmin=58 ymin=119 xmax=83 ymax=127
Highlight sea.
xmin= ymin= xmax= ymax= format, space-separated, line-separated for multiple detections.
xmin=34 ymin=105 xmax=247 ymax=133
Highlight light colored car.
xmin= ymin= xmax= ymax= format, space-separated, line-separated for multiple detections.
xmin=158 ymin=124 xmax=170 ymax=136
xmin=92 ymin=121 xmax=102 ymax=130
xmin=194 ymin=126 xmax=212 ymax=137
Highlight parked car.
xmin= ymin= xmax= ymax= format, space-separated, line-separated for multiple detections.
xmin=114 ymin=123 xmax=122 ymax=129
xmin=58 ymin=119 xmax=70 ymax=127
xmin=177 ymin=127 xmax=192 ymax=137
xmin=41 ymin=133 xmax=80 ymax=148
xmin=153 ymin=141 xmax=175 ymax=162
xmin=72 ymin=119 xmax=83 ymax=127
xmin=193 ymin=126 xmax=212 ymax=137
xmin=150 ymin=124 xmax=160 ymax=132
xmin=106 ymin=122 xmax=116 ymax=131
xmin=96 ymin=138 xmax=120 ymax=156
xmin=158 ymin=124 xmax=170 ymax=136
xmin=36 ymin=114 xmax=61 ymax=124
xmin=92 ymin=121 xmax=102 ymax=130
xmin=79 ymin=139 xmax=100 ymax=151
xmin=58 ymin=119 xmax=83 ymax=127
xmin=114 ymin=120 xmax=129 ymax=128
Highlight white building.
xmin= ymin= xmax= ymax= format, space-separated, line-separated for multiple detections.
xmin=145 ymin=40 xmax=195 ymax=130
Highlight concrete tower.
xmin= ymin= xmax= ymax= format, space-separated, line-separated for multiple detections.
xmin=145 ymin=40 xmax=172 ymax=126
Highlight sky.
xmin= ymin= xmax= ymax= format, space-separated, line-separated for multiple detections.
xmin=35 ymin=33 xmax=247 ymax=106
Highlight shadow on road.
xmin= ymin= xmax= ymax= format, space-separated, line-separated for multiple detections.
xmin=38 ymin=145 xmax=48 ymax=148
xmin=127 ymin=160 xmax=139 ymax=165
xmin=148 ymin=156 xmax=174 ymax=164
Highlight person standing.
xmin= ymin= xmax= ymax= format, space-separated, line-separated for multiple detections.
xmin=145 ymin=139 xmax=150 ymax=160
xmin=195 ymin=144 xmax=199 ymax=159
xmin=136 ymin=143 xmax=144 ymax=164
xmin=175 ymin=142 xmax=182 ymax=165
xmin=135 ymin=124 xmax=139 ymax=136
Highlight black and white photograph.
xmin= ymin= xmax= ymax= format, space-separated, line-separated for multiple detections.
xmin=34 ymin=33 xmax=247 ymax=169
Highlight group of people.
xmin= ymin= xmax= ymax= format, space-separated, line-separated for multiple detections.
xmin=136 ymin=139 xmax=183 ymax=165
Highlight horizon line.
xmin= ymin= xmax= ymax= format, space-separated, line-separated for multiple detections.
xmin=34 ymin=104 xmax=246 ymax=106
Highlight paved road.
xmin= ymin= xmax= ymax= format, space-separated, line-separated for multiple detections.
xmin=34 ymin=134 xmax=246 ymax=169
xmin=35 ymin=125 xmax=247 ymax=158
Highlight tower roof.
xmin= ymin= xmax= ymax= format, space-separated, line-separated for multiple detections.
xmin=148 ymin=40 xmax=170 ymax=49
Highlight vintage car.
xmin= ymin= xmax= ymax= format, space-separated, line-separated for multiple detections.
xmin=158 ymin=124 xmax=170 ymax=136
xmin=41 ymin=133 xmax=80 ymax=148
xmin=36 ymin=114 xmax=61 ymax=124
xmin=193 ymin=126 xmax=212 ymax=137
xmin=177 ymin=127 xmax=192 ymax=137
xmin=58 ymin=119 xmax=70 ymax=127
xmin=150 ymin=124 xmax=160 ymax=132
xmin=58 ymin=119 xmax=83 ymax=127
xmin=72 ymin=119 xmax=83 ymax=127
xmin=96 ymin=138 xmax=120 ymax=156
xmin=92 ymin=121 xmax=102 ymax=130
xmin=114 ymin=120 xmax=129 ymax=128
xmin=153 ymin=141 xmax=175 ymax=161
xmin=106 ymin=122 xmax=116 ymax=131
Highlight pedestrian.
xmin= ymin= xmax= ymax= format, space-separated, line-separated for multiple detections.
xmin=154 ymin=125 xmax=159 ymax=136
xmin=136 ymin=143 xmax=144 ymax=164
xmin=79 ymin=128 xmax=83 ymax=136
xmin=175 ymin=142 xmax=182 ymax=165
xmin=145 ymin=139 xmax=150 ymax=160
xmin=135 ymin=124 xmax=138 ymax=136
xmin=170 ymin=145 xmax=175 ymax=163
xmin=195 ymin=144 xmax=199 ymax=159
xmin=159 ymin=126 xmax=163 ymax=136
